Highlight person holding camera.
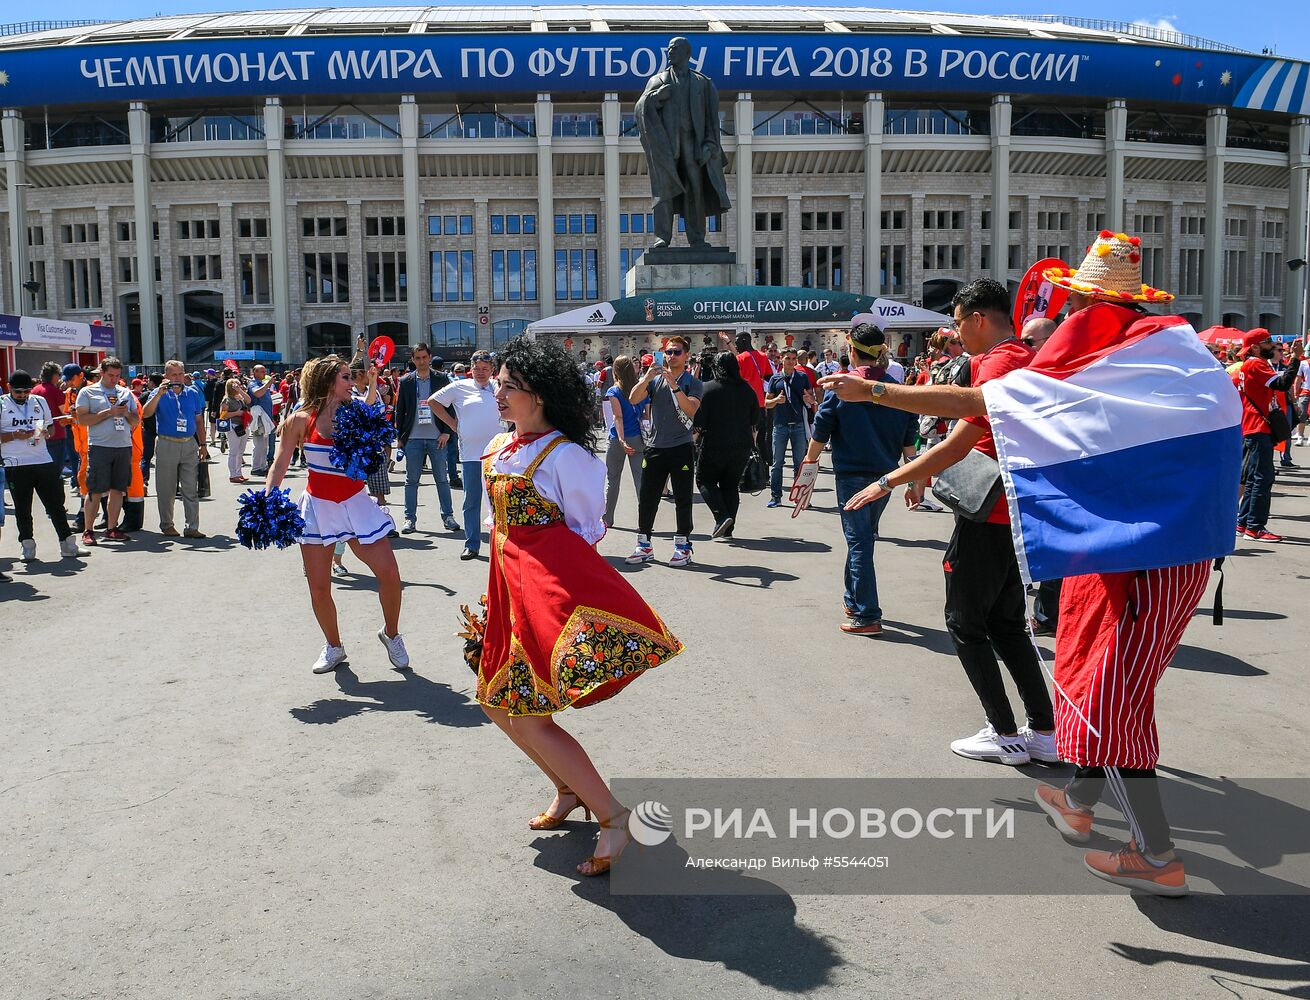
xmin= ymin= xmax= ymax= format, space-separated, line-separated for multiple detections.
xmin=141 ymin=360 xmax=209 ymax=538
xmin=74 ymin=357 xmax=141 ymax=545
xmin=2 ymin=369 xmax=87 ymax=561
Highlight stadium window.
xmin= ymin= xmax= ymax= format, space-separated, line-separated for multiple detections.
xmin=239 ymin=253 xmax=272 ymax=305
xmin=584 ymin=214 xmax=597 ymax=235
xmin=1142 ymin=247 xmax=1165 ymax=289
xmin=62 ymin=258 xmax=102 ymax=310
xmin=620 ymin=215 xmax=629 ymax=235
xmin=177 ymin=221 xmax=190 ymax=241
xmin=569 ymin=214 xmax=583 ymax=235
xmin=1179 ymin=248 xmax=1205 ymax=296
xmin=754 ymin=247 xmax=783 ymax=286
xmin=239 ymin=217 xmax=269 ymax=239
xmin=1133 ymin=213 xmax=1165 ymax=235
xmin=1223 ymin=249 xmax=1247 ymax=297
xmin=1007 ymin=246 xmax=1022 ymax=270
xmin=1263 ymin=218 xmax=1285 ymax=240
xmin=981 ymin=245 xmax=990 ymax=270
xmin=28 ymin=225 xmax=45 ymax=247
xmin=507 ymin=215 xmax=522 ymax=235
xmin=118 ymin=256 xmax=135 ymax=283
xmin=980 ymin=211 xmax=991 ymax=231
xmin=491 ymin=215 xmax=505 ymax=236
xmin=460 ymin=215 xmax=473 ymax=236
xmin=366 ymin=250 xmax=407 ymax=303
xmin=555 ymin=214 xmax=567 ymax=235
xmin=303 ymin=252 xmax=349 ymax=303
xmin=879 ymin=245 xmax=905 ymax=295
xmin=880 ymin=210 xmax=906 ymax=230
xmin=115 ymin=222 xmax=132 ymax=243
xmin=1261 ymin=251 xmax=1281 ymax=297
xmin=523 ymin=215 xmax=536 ymax=234
xmin=1008 ymin=211 xmax=1022 ymax=231
xmin=1086 ymin=212 xmax=1106 ymax=232
xmin=801 ymin=245 xmax=843 ymax=290
xmin=1182 ymin=216 xmax=1205 ymax=236
xmin=1225 ymin=217 xmax=1248 ymax=238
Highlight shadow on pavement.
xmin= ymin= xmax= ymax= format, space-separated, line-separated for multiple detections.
xmin=289 ymin=665 xmax=487 ymax=728
xmin=1169 ymin=644 xmax=1268 ymax=677
xmin=609 ymin=558 xmax=799 ymax=589
xmin=723 ymin=535 xmax=832 ymax=555
xmin=528 ymin=829 xmax=843 ymax=993
xmin=1191 ymin=607 xmax=1287 ymax=622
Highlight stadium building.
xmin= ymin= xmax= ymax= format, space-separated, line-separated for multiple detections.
xmin=0 ymin=5 xmax=1307 ymax=366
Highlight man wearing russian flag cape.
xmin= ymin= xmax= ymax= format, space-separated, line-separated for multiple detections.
xmin=821 ymin=232 xmax=1241 ymax=896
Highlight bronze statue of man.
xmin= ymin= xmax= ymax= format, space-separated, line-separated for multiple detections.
xmin=634 ymin=36 xmax=732 ymax=250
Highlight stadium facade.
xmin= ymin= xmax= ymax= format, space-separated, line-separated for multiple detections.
xmin=0 ymin=5 xmax=1307 ymax=365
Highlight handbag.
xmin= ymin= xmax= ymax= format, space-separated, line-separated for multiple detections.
xmin=739 ymin=448 xmax=769 ymax=495
xmin=932 ymin=448 xmax=1004 ymax=522
xmin=197 ymin=460 xmax=211 ymax=499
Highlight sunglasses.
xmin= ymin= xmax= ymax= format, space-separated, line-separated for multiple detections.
xmin=664 ymin=347 xmax=685 ymax=357
xmin=471 ymin=352 xmax=492 ymax=362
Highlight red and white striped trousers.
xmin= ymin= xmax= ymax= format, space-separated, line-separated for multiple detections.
xmin=1053 ymin=560 xmax=1211 ymax=769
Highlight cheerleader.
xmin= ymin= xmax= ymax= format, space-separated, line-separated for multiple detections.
xmin=475 ymin=338 xmax=683 ymax=876
xmin=265 ymin=356 xmax=408 ymax=674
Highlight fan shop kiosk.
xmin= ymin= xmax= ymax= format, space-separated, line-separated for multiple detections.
xmin=0 ymin=314 xmax=113 ymax=386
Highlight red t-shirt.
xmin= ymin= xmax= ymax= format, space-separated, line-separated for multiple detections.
xmin=962 ymin=338 xmax=1036 ymax=523
xmin=31 ymin=380 xmax=67 ymax=440
xmin=1235 ymin=357 xmax=1276 ymax=436
xmin=737 ymin=350 xmax=772 ymax=406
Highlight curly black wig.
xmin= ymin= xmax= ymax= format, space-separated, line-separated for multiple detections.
xmin=497 ymin=337 xmax=598 ymax=453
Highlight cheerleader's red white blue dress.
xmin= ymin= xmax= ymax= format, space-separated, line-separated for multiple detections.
xmin=476 ymin=431 xmax=683 ymax=716
xmin=296 ymin=411 xmax=394 ymax=546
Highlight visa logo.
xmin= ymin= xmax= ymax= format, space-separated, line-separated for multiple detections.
xmin=878 ymin=305 xmax=906 ymax=317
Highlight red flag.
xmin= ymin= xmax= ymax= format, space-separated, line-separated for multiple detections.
xmin=222 ymin=359 xmax=241 ymax=374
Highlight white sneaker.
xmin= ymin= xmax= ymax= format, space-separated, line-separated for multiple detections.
xmin=1020 ymin=727 xmax=1061 ymax=763
xmin=378 ymin=629 xmax=410 ymax=670
xmin=950 ymin=724 xmax=1031 ymax=766
xmin=401 ymin=519 xmax=416 ymax=534
xmin=914 ymin=497 xmax=947 ymax=513
xmin=312 ymin=644 xmax=347 ymax=674
xmin=331 ymin=561 xmax=348 ymax=577
xmin=669 ymin=542 xmax=693 ymax=567
xmin=20 ymin=538 xmax=36 ymax=561
xmin=60 ymin=536 xmax=90 ymax=558
xmin=625 ymin=540 xmax=654 ymax=564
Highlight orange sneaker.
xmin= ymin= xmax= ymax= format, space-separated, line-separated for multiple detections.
xmin=1083 ymin=842 xmax=1187 ymax=896
xmin=1033 ymin=785 xmax=1093 ymax=842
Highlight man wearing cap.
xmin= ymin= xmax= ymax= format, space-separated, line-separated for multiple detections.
xmin=822 ymin=231 xmax=1219 ymax=896
xmin=59 ymin=364 xmax=87 ymax=476
xmin=394 ymin=342 xmax=460 ymax=535
xmin=141 ymin=359 xmax=209 ymax=538
xmin=1233 ymin=328 xmax=1302 ymax=542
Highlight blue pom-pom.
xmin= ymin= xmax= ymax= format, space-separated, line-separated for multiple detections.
xmin=236 ymin=487 xmax=306 ymax=550
xmin=330 ymin=399 xmax=393 ymax=480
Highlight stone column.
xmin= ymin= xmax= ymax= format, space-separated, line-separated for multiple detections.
xmin=848 ymin=195 xmax=863 ymax=292
xmin=1105 ymin=100 xmax=1128 ymax=233
xmin=400 ymin=95 xmax=425 ymax=344
xmin=217 ymin=202 xmax=238 ymax=352
xmin=128 ymin=102 xmax=161 ymax=365
xmin=1 ymin=111 xmax=28 ymax=316
xmin=786 ymin=195 xmax=802 ymax=286
xmin=601 ymin=93 xmax=622 ymax=299
xmin=1286 ymin=118 xmax=1310 ymax=336
xmin=535 ymin=95 xmax=555 ymax=317
xmin=1204 ymin=108 xmax=1227 ymax=325
xmin=264 ymin=98 xmax=292 ymax=360
xmin=736 ymin=93 xmax=754 ymax=287
xmin=989 ymin=95 xmax=1012 ymax=283
xmin=863 ymin=93 xmax=884 ymax=297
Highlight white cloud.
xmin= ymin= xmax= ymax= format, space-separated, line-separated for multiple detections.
xmin=1132 ymin=17 xmax=1185 ymax=40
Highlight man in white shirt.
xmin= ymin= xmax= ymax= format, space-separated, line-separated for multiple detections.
xmin=885 ymin=355 xmax=906 ymax=384
xmin=816 ymin=349 xmax=840 ymax=378
xmin=432 ymin=349 xmax=503 ymax=560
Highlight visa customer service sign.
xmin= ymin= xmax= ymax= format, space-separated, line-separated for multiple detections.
xmin=0 ymin=33 xmax=1303 ymax=114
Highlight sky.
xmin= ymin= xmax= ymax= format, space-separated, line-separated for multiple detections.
xmin=12 ymin=0 xmax=1310 ymax=62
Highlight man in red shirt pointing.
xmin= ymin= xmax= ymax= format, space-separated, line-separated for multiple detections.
xmin=1234 ymin=328 xmax=1302 ymax=542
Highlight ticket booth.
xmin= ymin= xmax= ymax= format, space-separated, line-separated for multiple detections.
xmin=0 ymin=314 xmax=113 ymax=387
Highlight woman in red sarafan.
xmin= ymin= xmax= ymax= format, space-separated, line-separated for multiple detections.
xmin=476 ymin=338 xmax=683 ymax=877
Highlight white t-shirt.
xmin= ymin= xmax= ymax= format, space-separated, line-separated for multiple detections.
xmin=1298 ymin=360 xmax=1310 ymax=395
xmin=431 ymin=378 xmax=504 ymax=463
xmin=482 ymin=431 xmax=606 ymax=544
xmin=886 ymin=359 xmax=906 ymax=384
xmin=1 ymin=393 xmax=54 ymax=468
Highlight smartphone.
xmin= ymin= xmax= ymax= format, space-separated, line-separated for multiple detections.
xmin=654 ymin=350 xmax=665 ymax=367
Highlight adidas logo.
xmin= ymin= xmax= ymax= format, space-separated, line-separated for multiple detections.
xmin=586 ymin=309 xmax=607 ymax=323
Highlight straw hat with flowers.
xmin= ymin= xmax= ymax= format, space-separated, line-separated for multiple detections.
xmin=1043 ymin=230 xmax=1174 ymax=303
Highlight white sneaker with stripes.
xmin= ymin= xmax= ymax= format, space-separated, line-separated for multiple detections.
xmin=950 ymin=724 xmax=1031 ymax=766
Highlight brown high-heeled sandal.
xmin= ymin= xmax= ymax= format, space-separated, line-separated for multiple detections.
xmin=528 ymin=788 xmax=592 ymax=830
xmin=577 ymin=808 xmax=632 ymax=877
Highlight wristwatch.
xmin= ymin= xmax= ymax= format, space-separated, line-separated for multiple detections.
xmin=877 ymin=475 xmax=891 ymax=491
xmin=868 ymin=381 xmax=888 ymax=404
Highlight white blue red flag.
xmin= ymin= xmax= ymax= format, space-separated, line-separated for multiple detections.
xmin=981 ymin=312 xmax=1242 ymax=585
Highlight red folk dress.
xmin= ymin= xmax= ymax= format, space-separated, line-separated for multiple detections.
xmin=476 ymin=431 xmax=683 ymax=717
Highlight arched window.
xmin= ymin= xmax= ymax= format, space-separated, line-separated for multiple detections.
xmin=430 ymin=320 xmax=476 ymax=347
xmin=492 ymin=318 xmax=531 ymax=345
xmin=306 ymin=321 xmax=352 ymax=357
xmin=1222 ymin=312 xmax=1247 ymax=329
xmin=242 ymin=323 xmax=276 ymax=353
xmin=368 ymin=320 xmax=409 ymax=346
xmin=1258 ymin=313 xmax=1281 ymax=330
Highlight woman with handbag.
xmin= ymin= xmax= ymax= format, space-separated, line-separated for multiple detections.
xmin=220 ymin=378 xmax=250 ymax=483
xmin=843 ymin=278 xmax=1056 ymax=767
xmin=473 ymin=337 xmax=683 ymax=877
xmin=692 ymin=352 xmax=759 ymax=541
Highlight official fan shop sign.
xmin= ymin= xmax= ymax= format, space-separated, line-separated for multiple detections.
xmin=0 ymin=33 xmax=1302 ymax=112
xmin=0 ymin=314 xmax=115 ymax=351
xmin=529 ymin=288 xmax=951 ymax=332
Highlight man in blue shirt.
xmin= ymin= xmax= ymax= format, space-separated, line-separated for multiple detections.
xmin=764 ymin=347 xmax=814 ymax=507
xmin=141 ymin=359 xmax=209 ymax=537
xmin=794 ymin=323 xmax=916 ymax=635
xmin=247 ymin=363 xmax=277 ymax=475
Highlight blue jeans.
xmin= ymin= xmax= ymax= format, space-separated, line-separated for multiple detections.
xmin=403 ymin=436 xmax=453 ymax=523
xmin=835 ymin=473 xmax=891 ymax=624
xmin=63 ymin=435 xmax=79 ymax=476
xmin=770 ymin=421 xmax=807 ymax=500
xmin=1237 ymin=432 xmax=1274 ymax=533
xmin=1281 ymin=400 xmax=1296 ymax=466
xmin=448 ymin=430 xmax=461 ymax=481
xmin=461 ymin=460 xmax=484 ymax=553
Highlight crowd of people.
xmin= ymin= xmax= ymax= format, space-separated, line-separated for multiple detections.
xmin=1 ymin=227 xmax=1302 ymax=896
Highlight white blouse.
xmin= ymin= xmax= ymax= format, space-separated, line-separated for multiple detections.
xmin=484 ymin=431 xmax=607 ymax=544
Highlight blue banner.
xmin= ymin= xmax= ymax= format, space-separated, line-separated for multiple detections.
xmin=0 ymin=33 xmax=1302 ymax=113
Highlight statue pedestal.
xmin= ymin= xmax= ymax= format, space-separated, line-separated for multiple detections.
xmin=623 ymin=248 xmax=742 ymax=297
